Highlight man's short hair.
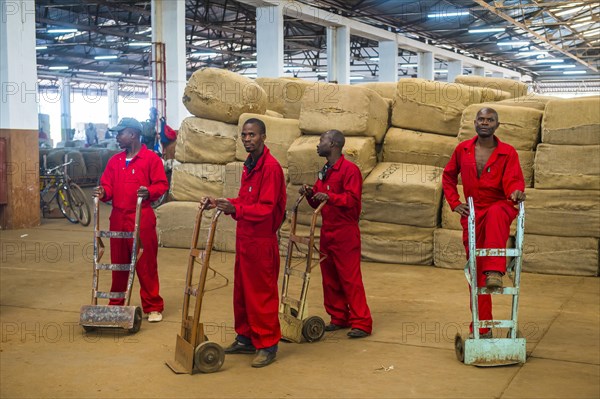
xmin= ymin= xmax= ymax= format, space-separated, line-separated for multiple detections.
xmin=243 ymin=118 xmax=266 ymax=135
xmin=476 ymin=107 xmax=499 ymax=122
xmin=326 ymin=129 xmax=345 ymax=149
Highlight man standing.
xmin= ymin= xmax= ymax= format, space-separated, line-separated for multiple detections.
xmin=94 ymin=117 xmax=168 ymax=323
xmin=206 ymin=118 xmax=286 ymax=368
xmin=300 ymin=130 xmax=372 ymax=339
xmin=442 ymin=107 xmax=525 ymax=338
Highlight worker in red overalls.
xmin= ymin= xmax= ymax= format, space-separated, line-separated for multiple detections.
xmin=205 ymin=118 xmax=286 ymax=368
xmin=300 ymin=129 xmax=372 ymax=339
xmin=443 ymin=107 xmax=526 ymax=338
xmin=94 ymin=117 xmax=168 ymax=323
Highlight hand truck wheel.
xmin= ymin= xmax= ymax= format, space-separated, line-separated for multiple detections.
xmin=194 ymin=341 xmax=225 ymax=373
xmin=82 ymin=325 xmax=96 ymax=333
xmin=128 ymin=307 xmax=143 ymax=334
xmin=302 ymin=316 xmax=325 ymax=343
xmin=454 ymin=333 xmax=465 ymax=363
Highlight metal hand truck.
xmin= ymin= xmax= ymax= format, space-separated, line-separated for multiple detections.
xmin=166 ymin=200 xmax=228 ymax=374
xmin=279 ymin=194 xmax=327 ymax=343
xmin=80 ymin=196 xmax=144 ymax=333
xmin=455 ymin=196 xmax=526 ymax=366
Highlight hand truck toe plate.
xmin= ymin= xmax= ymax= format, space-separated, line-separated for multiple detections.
xmin=79 ymin=305 xmax=138 ymax=329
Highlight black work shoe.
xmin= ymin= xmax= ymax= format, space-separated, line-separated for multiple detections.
xmin=224 ymin=340 xmax=256 ymax=354
xmin=347 ymin=328 xmax=370 ymax=338
xmin=324 ymin=323 xmax=346 ymax=332
xmin=251 ymin=349 xmax=276 ymax=368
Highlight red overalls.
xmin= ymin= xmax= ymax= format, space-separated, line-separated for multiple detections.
xmin=100 ymin=145 xmax=168 ymax=313
xmin=442 ymin=136 xmax=525 ymax=333
xmin=228 ymin=146 xmax=286 ymax=349
xmin=307 ymin=155 xmax=372 ymax=334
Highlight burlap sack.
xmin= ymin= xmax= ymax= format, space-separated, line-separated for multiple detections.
xmin=541 ymin=97 xmax=600 ymax=145
xmin=79 ymin=149 xmax=104 ymax=180
xmin=286 ymin=183 xmax=322 ymax=227
xmin=525 ymin=188 xmax=600 ymax=237
xmin=480 ymin=88 xmax=512 ymax=102
xmin=382 ymin=127 xmax=457 ymax=168
xmin=523 ymin=234 xmax=598 ymax=276
xmin=499 ymin=95 xmax=558 ymax=111
xmin=534 ymin=144 xmax=600 ymax=190
xmin=433 ymin=228 xmax=514 ymax=270
xmin=255 ymin=77 xmax=313 ymax=119
xmin=391 ymin=79 xmax=487 ymax=136
xmin=182 ymin=67 xmax=267 ymax=123
xmin=454 ymin=75 xmax=528 ymax=98
xmin=355 ymin=82 xmax=396 ymax=99
xmin=156 ymin=201 xmax=210 ymax=249
xmin=170 ymin=163 xmax=225 ymax=201
xmin=360 ymin=220 xmax=434 ymax=265
xmin=457 ymin=103 xmax=542 ymax=151
xmin=362 ymin=162 xmax=443 ymax=227
xmin=299 ymin=83 xmax=389 ymax=143
xmin=265 ymin=110 xmax=283 ymax=118
xmin=441 ymin=185 xmax=517 ymax=233
xmin=235 ymin=113 xmax=302 ymax=168
xmin=287 ymin=135 xmax=376 ymax=185
xmin=223 ymin=162 xmax=244 ymax=198
xmin=64 ymin=150 xmax=87 ymax=182
xmin=279 ymin=218 xmax=321 ymax=259
xmin=213 ymin=214 xmax=237 ymax=253
xmin=175 ymin=117 xmax=238 ymax=164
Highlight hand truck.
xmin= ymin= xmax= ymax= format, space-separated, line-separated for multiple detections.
xmin=455 ymin=196 xmax=526 ymax=366
xmin=279 ymin=194 xmax=327 ymax=343
xmin=80 ymin=195 xmax=144 ymax=333
xmin=166 ymin=200 xmax=228 ymax=374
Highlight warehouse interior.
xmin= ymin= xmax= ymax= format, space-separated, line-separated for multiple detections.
xmin=1 ymin=1 xmax=599 ymax=398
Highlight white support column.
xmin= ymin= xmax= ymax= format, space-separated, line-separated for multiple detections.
xmin=256 ymin=4 xmax=284 ymax=78
xmin=0 ymin=0 xmax=38 ymax=130
xmin=152 ymin=0 xmax=188 ymax=129
xmin=492 ymin=71 xmax=504 ymax=78
xmin=473 ymin=66 xmax=486 ymax=76
xmin=378 ymin=40 xmax=398 ymax=82
xmin=107 ymin=81 xmax=119 ymax=127
xmin=60 ymin=78 xmax=72 ymax=141
xmin=417 ymin=51 xmax=434 ymax=81
xmin=447 ymin=60 xmax=463 ymax=83
xmin=326 ymin=26 xmax=350 ymax=84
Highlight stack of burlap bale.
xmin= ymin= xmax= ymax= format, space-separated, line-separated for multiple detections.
xmin=283 ymin=82 xmax=386 ymax=256
xmin=366 ymin=78 xmax=508 ymax=265
xmin=156 ymin=67 xmax=267 ymax=251
xmin=524 ymin=96 xmax=600 ymax=276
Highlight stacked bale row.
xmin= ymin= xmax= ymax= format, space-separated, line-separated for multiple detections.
xmin=524 ymin=97 xmax=600 ymax=276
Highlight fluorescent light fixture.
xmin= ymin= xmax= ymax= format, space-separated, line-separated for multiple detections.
xmin=49 ymin=66 xmax=69 ymax=70
xmin=94 ymin=55 xmax=118 ymax=60
xmin=550 ymin=64 xmax=576 ymax=69
xmin=517 ymin=50 xmax=549 ymax=56
xmin=349 ymin=76 xmax=365 ymax=80
xmin=285 ymin=66 xmax=304 ymax=71
xmin=36 ymin=46 xmax=48 ymax=50
xmin=103 ymin=72 xmax=123 ymax=76
xmin=252 ymin=52 xmax=257 ymax=56
xmin=369 ymin=57 xmax=380 ymax=61
xmin=583 ymin=28 xmax=600 ymax=37
xmin=189 ymin=52 xmax=216 ymax=57
xmin=536 ymin=59 xmax=564 ymax=64
xmin=400 ymin=64 xmax=418 ymax=68
xmin=47 ymin=28 xmax=78 ymax=34
xmin=428 ymin=11 xmax=469 ymax=18
xmin=241 ymin=73 xmax=257 ymax=78
xmin=434 ymin=69 xmax=448 ymax=73
xmin=241 ymin=60 xmax=257 ymax=65
xmin=128 ymin=42 xmax=152 ymax=47
xmin=555 ymin=6 xmax=584 ymax=17
xmin=468 ymin=28 xmax=505 ymax=33
xmin=497 ymin=41 xmax=530 ymax=46
xmin=563 ymin=70 xmax=587 ymax=75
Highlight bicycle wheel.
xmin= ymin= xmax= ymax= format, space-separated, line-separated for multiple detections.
xmin=56 ymin=187 xmax=79 ymax=223
xmin=68 ymin=182 xmax=91 ymax=226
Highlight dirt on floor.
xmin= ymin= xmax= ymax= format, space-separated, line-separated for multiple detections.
xmin=0 ymin=200 xmax=599 ymax=398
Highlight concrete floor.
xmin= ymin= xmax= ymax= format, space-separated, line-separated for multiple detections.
xmin=1 ymin=199 xmax=599 ymax=399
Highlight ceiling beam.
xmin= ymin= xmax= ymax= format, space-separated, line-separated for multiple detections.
xmin=470 ymin=0 xmax=597 ymax=72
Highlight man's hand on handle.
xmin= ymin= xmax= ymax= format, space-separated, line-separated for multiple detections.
xmin=93 ymin=186 xmax=105 ymax=199
xmin=510 ymin=190 xmax=526 ymax=203
xmin=312 ymin=192 xmax=329 ymax=202
xmin=299 ymin=184 xmax=313 ymax=198
xmin=453 ymin=203 xmax=470 ymax=217
xmin=216 ymin=198 xmax=236 ymax=215
xmin=137 ymin=186 xmax=149 ymax=199
xmin=202 ymin=196 xmax=217 ymax=210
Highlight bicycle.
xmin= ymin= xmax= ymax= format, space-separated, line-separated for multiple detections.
xmin=40 ymin=158 xmax=91 ymax=226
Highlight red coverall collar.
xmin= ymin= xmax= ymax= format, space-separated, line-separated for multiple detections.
xmin=117 ymin=144 xmax=151 ymax=161
xmin=328 ymin=154 xmax=346 ymax=171
xmin=245 ymin=146 xmax=271 ymax=174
